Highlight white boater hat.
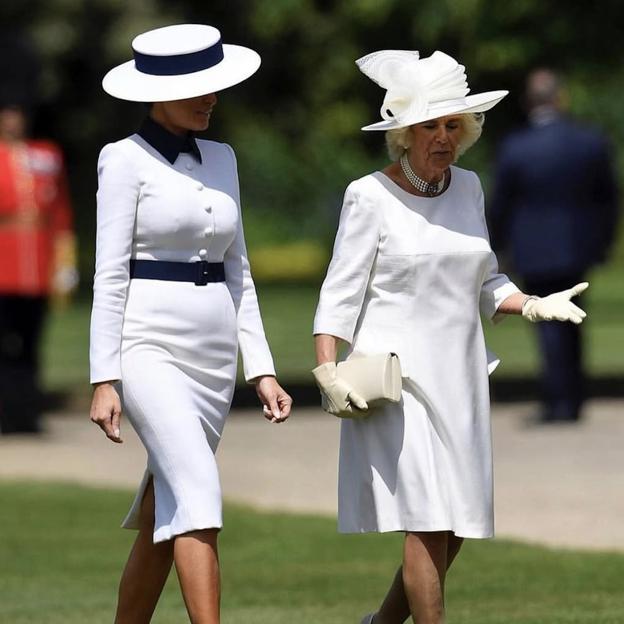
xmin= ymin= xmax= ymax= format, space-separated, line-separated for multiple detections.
xmin=102 ymin=24 xmax=261 ymax=102
xmin=357 ymin=50 xmax=508 ymax=131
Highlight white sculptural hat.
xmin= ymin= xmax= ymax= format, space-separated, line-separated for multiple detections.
xmin=357 ymin=50 xmax=508 ymax=131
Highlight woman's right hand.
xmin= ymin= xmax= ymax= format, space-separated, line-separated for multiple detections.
xmin=313 ymin=334 xmax=368 ymax=417
xmin=89 ymin=381 xmax=123 ymax=443
xmin=312 ymin=361 xmax=368 ymax=417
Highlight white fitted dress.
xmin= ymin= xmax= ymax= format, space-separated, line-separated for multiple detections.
xmin=90 ymin=134 xmax=275 ymax=543
xmin=314 ymin=167 xmax=520 ymax=539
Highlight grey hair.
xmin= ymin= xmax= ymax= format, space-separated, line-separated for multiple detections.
xmin=385 ymin=113 xmax=485 ymax=162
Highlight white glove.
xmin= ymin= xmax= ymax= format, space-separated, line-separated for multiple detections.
xmin=522 ymin=282 xmax=588 ymax=325
xmin=311 ymin=362 xmax=369 ymax=418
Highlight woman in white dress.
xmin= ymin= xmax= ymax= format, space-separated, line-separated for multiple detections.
xmin=313 ymin=50 xmax=587 ymax=624
xmin=89 ymin=24 xmax=292 ymax=624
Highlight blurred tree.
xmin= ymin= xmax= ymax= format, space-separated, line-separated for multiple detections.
xmin=1 ymin=0 xmax=622 ymax=282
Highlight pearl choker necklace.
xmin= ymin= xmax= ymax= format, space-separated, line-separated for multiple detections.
xmin=400 ymin=152 xmax=445 ymax=196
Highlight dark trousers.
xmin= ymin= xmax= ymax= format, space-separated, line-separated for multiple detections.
xmin=0 ymin=295 xmax=47 ymax=433
xmin=523 ymin=275 xmax=585 ymax=421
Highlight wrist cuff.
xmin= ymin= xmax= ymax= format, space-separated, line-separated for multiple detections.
xmin=312 ymin=362 xmax=337 ymax=387
xmin=522 ymin=295 xmax=539 ymax=313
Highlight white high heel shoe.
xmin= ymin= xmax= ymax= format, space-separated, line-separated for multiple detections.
xmin=360 ymin=614 xmax=376 ymax=624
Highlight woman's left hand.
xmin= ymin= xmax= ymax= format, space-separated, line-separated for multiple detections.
xmin=522 ymin=282 xmax=589 ymax=324
xmin=254 ymin=376 xmax=293 ymax=423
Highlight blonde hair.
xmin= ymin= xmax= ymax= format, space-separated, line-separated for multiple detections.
xmin=385 ymin=113 xmax=485 ymax=162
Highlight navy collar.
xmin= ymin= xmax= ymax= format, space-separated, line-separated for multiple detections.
xmin=138 ymin=116 xmax=202 ymax=164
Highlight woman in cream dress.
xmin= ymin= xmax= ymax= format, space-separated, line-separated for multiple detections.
xmin=89 ymin=24 xmax=291 ymax=624
xmin=313 ymin=50 xmax=587 ymax=624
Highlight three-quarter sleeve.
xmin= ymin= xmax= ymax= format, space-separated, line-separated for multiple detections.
xmin=314 ymin=182 xmax=381 ymax=342
xmin=473 ymin=173 xmax=520 ymax=322
xmin=89 ymin=143 xmax=140 ymax=383
xmin=222 ymin=144 xmax=276 ymax=382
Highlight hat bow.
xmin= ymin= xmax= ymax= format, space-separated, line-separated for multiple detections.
xmin=356 ymin=50 xmax=470 ymax=126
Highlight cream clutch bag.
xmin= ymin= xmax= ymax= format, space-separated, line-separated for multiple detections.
xmin=336 ymin=352 xmax=402 ymax=406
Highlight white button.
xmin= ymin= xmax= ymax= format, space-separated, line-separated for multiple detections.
xmin=204 ymin=227 xmax=213 ymax=236
xmin=196 ymin=183 xmax=204 ymax=191
xmin=185 ymin=163 xmax=194 ymax=171
xmin=198 ymin=249 xmax=207 ymax=258
xmin=204 ymin=206 xmax=212 ymax=213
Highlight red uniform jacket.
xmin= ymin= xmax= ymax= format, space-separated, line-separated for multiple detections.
xmin=0 ymin=139 xmax=73 ymax=295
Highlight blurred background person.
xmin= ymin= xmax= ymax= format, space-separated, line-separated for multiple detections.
xmin=0 ymin=96 xmax=78 ymax=434
xmin=489 ymin=68 xmax=619 ymax=424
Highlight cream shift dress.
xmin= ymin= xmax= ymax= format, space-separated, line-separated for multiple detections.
xmin=90 ymin=127 xmax=275 ymax=543
xmin=314 ymin=166 xmax=520 ymax=539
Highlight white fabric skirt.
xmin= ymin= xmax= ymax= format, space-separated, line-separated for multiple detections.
xmin=118 ymin=278 xmax=238 ymax=543
xmin=337 ymin=377 xmax=494 ymax=539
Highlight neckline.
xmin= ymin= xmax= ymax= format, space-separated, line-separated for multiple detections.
xmin=137 ymin=116 xmax=202 ymax=165
xmin=373 ymin=167 xmax=454 ymax=201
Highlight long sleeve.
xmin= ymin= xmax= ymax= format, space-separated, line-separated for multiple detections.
xmin=313 ymin=182 xmax=381 ymax=342
xmin=222 ymin=144 xmax=276 ymax=382
xmin=89 ymin=143 xmax=140 ymax=383
xmin=474 ymin=174 xmax=520 ymax=322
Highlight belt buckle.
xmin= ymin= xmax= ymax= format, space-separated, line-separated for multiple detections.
xmin=194 ymin=260 xmax=210 ymax=286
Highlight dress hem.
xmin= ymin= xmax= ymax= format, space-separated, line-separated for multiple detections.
xmin=338 ymin=519 xmax=494 ymax=540
xmin=120 ymin=518 xmax=223 ymax=544
xmin=120 ymin=469 xmax=223 ymax=544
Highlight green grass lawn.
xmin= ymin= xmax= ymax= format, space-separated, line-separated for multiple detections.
xmin=41 ymin=261 xmax=624 ymax=393
xmin=0 ymin=481 xmax=622 ymax=623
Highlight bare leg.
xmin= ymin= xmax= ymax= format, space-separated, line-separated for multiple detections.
xmin=115 ymin=479 xmax=174 ymax=624
xmin=403 ymin=532 xmax=448 ymax=624
xmin=174 ymin=528 xmax=220 ymax=624
xmin=446 ymin=534 xmax=463 ymax=572
xmin=376 ymin=566 xmax=411 ymax=624
xmin=375 ymin=532 xmax=464 ymax=624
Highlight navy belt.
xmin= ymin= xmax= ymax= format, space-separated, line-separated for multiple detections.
xmin=129 ymin=259 xmax=225 ymax=286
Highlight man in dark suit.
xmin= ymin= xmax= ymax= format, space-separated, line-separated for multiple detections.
xmin=489 ymin=69 xmax=619 ymax=423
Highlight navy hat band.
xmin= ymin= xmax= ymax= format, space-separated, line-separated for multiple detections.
xmin=134 ymin=39 xmax=224 ymax=76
